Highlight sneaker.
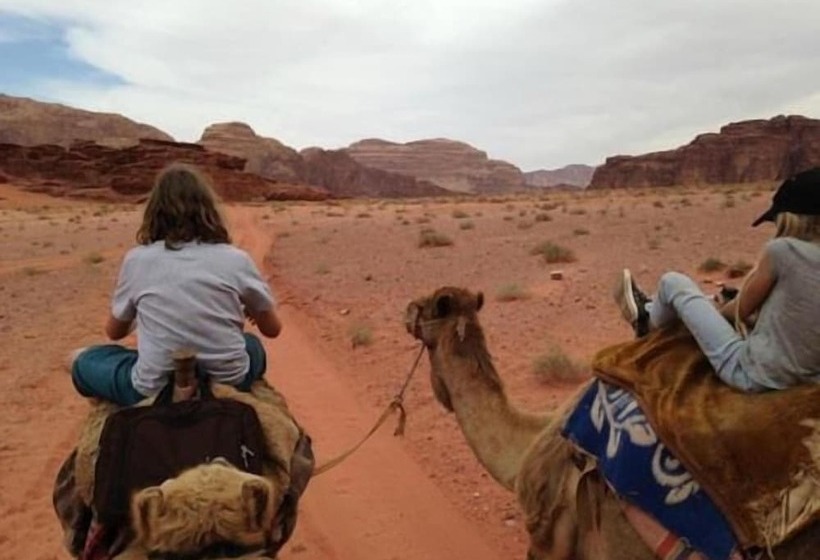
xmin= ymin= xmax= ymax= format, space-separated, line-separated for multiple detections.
xmin=613 ymin=269 xmax=651 ymax=337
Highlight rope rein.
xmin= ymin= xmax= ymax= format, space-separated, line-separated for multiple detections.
xmin=312 ymin=344 xmax=427 ymax=476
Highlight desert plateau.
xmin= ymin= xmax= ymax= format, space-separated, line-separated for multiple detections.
xmin=0 ymin=179 xmax=777 ymax=559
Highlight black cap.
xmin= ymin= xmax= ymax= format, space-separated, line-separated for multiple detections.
xmin=752 ymin=167 xmax=820 ymax=226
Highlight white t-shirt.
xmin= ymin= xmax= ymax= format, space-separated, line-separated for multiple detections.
xmin=111 ymin=241 xmax=275 ymax=396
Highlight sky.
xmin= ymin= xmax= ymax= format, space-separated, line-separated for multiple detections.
xmin=0 ymin=1 xmax=819 ymax=171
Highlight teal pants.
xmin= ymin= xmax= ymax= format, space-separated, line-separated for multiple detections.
xmin=71 ymin=333 xmax=267 ymax=406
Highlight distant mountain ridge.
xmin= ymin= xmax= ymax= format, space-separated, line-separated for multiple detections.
xmin=345 ymin=138 xmax=526 ymax=193
xmin=524 ymin=164 xmax=595 ymax=188
xmin=589 ymin=115 xmax=820 ymax=189
xmin=0 ymin=93 xmax=173 ymax=147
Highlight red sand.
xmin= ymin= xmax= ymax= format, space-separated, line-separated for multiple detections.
xmin=0 ymin=183 xmax=774 ymax=559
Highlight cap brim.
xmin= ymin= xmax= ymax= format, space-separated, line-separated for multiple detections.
xmin=752 ymin=207 xmax=777 ymax=227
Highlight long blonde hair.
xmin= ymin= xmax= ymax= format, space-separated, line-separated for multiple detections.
xmin=137 ymin=163 xmax=231 ymax=249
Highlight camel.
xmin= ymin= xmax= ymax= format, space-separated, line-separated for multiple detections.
xmin=404 ymin=286 xmax=820 ymax=560
xmin=53 ymin=380 xmax=313 ymax=560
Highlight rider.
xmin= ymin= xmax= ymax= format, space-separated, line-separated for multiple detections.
xmin=70 ymin=163 xmax=282 ymax=406
xmin=614 ymin=167 xmax=820 ymax=392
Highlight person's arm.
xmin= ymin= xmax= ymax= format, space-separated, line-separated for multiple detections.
xmin=246 ymin=307 xmax=282 ymax=338
xmin=720 ymin=247 xmax=777 ymax=323
xmin=106 ymin=315 xmax=134 ymax=340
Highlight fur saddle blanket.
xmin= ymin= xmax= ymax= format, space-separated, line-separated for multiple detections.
xmin=591 ymin=324 xmax=820 ymax=549
xmin=53 ymin=381 xmax=314 ymax=560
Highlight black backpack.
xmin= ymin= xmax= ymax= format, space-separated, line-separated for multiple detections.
xmin=93 ymin=380 xmax=267 ymax=528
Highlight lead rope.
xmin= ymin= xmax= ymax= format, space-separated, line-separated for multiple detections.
xmin=312 ymin=344 xmax=427 ymax=476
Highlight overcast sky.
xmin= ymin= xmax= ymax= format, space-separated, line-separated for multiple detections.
xmin=1 ymin=0 xmax=819 ymax=170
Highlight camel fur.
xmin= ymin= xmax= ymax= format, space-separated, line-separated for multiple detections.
xmin=58 ymin=379 xmax=304 ymax=560
xmin=405 ymin=286 xmax=820 ymax=560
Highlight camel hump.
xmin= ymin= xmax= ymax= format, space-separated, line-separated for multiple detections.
xmin=171 ymin=348 xmax=197 ymax=401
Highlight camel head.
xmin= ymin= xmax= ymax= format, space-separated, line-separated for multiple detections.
xmin=406 ymin=287 xmax=504 ymax=412
xmin=131 ymin=458 xmax=275 ymax=556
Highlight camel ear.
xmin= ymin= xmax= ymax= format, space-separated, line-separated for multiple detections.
xmin=405 ymin=303 xmax=420 ymax=335
xmin=241 ymin=479 xmax=271 ymax=532
xmin=434 ymin=294 xmax=453 ymax=318
xmin=476 ymin=292 xmax=484 ymax=311
xmin=132 ymin=487 xmax=164 ymax=543
xmin=210 ymin=456 xmax=232 ymax=467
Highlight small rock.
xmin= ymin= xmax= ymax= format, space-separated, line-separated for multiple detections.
xmin=550 ymin=270 xmax=563 ymax=280
xmin=339 ymin=308 xmax=350 ymax=316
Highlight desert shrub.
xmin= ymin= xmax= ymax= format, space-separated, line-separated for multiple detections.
xmin=315 ymin=263 xmax=330 ymax=275
xmin=573 ymin=228 xmax=589 ymax=236
xmin=518 ymin=221 xmax=533 ymax=230
xmin=648 ymin=238 xmax=661 ymax=250
xmin=85 ymin=252 xmax=105 ymax=265
xmin=722 ymin=197 xmax=736 ymax=209
xmin=530 ymin=241 xmax=576 ymax=263
xmin=418 ymin=229 xmax=453 ymax=248
xmin=495 ymin=283 xmax=531 ymax=302
xmin=533 ymin=347 xmax=586 ymax=383
xmin=699 ymin=257 xmax=726 ymax=272
xmin=459 ymin=221 xmax=475 ymax=230
xmin=356 ymin=212 xmax=372 ymax=219
xmin=534 ymin=212 xmax=552 ymax=222
xmin=350 ymin=325 xmax=373 ymax=348
xmin=569 ymin=208 xmax=587 ymax=215
xmin=653 ymin=200 xmax=665 ymax=209
xmin=451 ymin=209 xmax=470 ymax=219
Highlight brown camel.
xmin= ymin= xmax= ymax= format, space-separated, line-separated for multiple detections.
xmin=405 ymin=286 xmax=820 ymax=560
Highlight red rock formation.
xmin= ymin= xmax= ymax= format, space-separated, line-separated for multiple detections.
xmin=0 ymin=94 xmax=173 ymax=148
xmin=200 ymin=122 xmax=447 ymax=198
xmin=345 ymin=138 xmax=526 ymax=193
xmin=589 ymin=115 xmax=820 ymax=189
xmin=524 ymin=164 xmax=595 ymax=188
xmin=199 ymin=122 xmax=304 ymax=183
xmin=0 ymin=139 xmax=328 ymax=202
xmin=300 ymin=148 xmax=450 ymax=198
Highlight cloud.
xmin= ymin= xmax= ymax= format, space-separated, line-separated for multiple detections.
xmin=0 ymin=0 xmax=819 ymax=168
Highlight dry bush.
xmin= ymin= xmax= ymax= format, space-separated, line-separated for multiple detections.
xmin=699 ymin=257 xmax=726 ymax=272
xmin=418 ymin=229 xmax=453 ymax=248
xmin=534 ymin=212 xmax=552 ymax=222
xmin=495 ymin=283 xmax=531 ymax=302
xmin=350 ymin=324 xmax=374 ymax=348
xmin=84 ymin=252 xmax=105 ymax=265
xmin=459 ymin=221 xmax=475 ymax=230
xmin=451 ymin=209 xmax=470 ymax=219
xmin=530 ymin=241 xmax=576 ymax=263
xmin=533 ymin=347 xmax=586 ymax=384
xmin=573 ymin=228 xmax=589 ymax=236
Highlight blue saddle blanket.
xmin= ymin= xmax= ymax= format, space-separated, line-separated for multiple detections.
xmin=561 ymin=380 xmax=738 ymax=560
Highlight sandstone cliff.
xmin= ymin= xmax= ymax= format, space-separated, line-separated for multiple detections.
xmin=199 ymin=122 xmax=304 ymax=183
xmin=345 ymin=138 xmax=526 ymax=193
xmin=0 ymin=139 xmax=328 ymax=202
xmin=524 ymin=164 xmax=595 ymax=188
xmin=300 ymin=147 xmax=450 ymax=198
xmin=589 ymin=115 xmax=820 ymax=189
xmin=0 ymin=94 xmax=173 ymax=148
xmin=200 ymin=122 xmax=447 ymax=198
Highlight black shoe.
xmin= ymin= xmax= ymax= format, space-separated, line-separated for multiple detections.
xmin=613 ymin=269 xmax=651 ymax=337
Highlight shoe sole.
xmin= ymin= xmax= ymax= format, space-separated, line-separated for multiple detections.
xmin=614 ymin=269 xmax=639 ymax=325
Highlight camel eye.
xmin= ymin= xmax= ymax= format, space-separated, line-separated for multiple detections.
xmin=435 ymin=294 xmax=453 ymax=318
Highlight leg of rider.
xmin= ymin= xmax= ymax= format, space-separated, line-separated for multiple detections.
xmin=237 ymin=333 xmax=268 ymax=391
xmin=653 ymin=271 xmax=767 ymax=392
xmin=71 ymin=345 xmax=146 ymax=406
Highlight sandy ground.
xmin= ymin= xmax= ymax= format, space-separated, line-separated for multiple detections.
xmin=0 ymin=182 xmax=775 ymax=559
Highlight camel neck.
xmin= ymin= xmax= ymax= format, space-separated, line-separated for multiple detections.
xmin=430 ymin=349 xmax=550 ymax=491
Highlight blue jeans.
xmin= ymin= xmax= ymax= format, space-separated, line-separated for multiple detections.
xmin=649 ymin=272 xmax=766 ymax=392
xmin=71 ymin=333 xmax=268 ymax=406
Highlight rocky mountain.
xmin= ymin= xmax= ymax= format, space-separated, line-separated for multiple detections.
xmin=300 ymin=147 xmax=449 ymax=198
xmin=524 ymin=164 xmax=595 ymax=188
xmin=345 ymin=138 xmax=526 ymax=193
xmin=0 ymin=93 xmax=173 ymax=147
xmin=199 ymin=122 xmax=304 ymax=183
xmin=199 ymin=122 xmax=447 ymax=198
xmin=589 ymin=115 xmax=820 ymax=189
xmin=0 ymin=139 xmax=328 ymax=202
